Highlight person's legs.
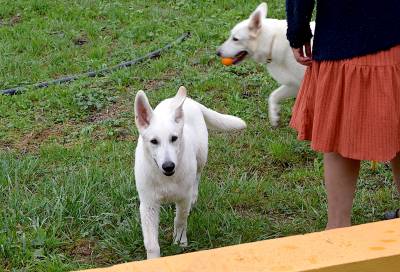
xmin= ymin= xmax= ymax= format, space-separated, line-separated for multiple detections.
xmin=324 ymin=152 xmax=361 ymax=230
xmin=390 ymin=153 xmax=400 ymax=193
xmin=384 ymin=153 xmax=400 ymax=219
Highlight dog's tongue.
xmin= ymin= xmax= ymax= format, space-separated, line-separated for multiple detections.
xmin=232 ymin=57 xmax=242 ymax=64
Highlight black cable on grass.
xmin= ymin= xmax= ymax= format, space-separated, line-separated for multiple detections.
xmin=1 ymin=32 xmax=191 ymax=96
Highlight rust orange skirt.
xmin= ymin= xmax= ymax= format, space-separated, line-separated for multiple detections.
xmin=290 ymin=45 xmax=400 ymax=162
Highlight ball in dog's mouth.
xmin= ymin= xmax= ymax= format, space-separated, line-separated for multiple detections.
xmin=221 ymin=51 xmax=248 ymax=66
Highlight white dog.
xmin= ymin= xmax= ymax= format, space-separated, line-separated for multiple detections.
xmin=217 ymin=2 xmax=315 ymax=127
xmin=134 ymin=86 xmax=246 ymax=259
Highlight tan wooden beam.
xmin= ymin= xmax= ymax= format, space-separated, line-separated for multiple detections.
xmin=76 ymin=219 xmax=400 ymax=272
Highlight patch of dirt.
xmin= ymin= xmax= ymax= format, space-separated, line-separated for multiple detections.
xmin=142 ymin=69 xmax=180 ymax=91
xmin=73 ymin=34 xmax=89 ymax=46
xmin=13 ymin=123 xmax=73 ymax=153
xmin=9 ymin=14 xmax=22 ymax=26
xmin=232 ymin=203 xmax=263 ymax=218
xmin=101 ymin=26 xmax=116 ymax=38
xmin=71 ymin=240 xmax=95 ymax=260
xmin=64 ymin=239 xmax=117 ymax=265
xmin=144 ymin=79 xmax=165 ymax=90
xmin=161 ymin=69 xmax=179 ymax=80
xmin=87 ymin=100 xmax=130 ymax=123
xmin=1 ymin=99 xmax=135 ymax=153
xmin=0 ymin=13 xmax=22 ymax=27
xmin=88 ymin=101 xmax=136 ymax=141
xmin=0 ymin=139 xmax=14 ymax=151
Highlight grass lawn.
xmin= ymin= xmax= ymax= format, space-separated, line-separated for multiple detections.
xmin=0 ymin=0 xmax=398 ymax=271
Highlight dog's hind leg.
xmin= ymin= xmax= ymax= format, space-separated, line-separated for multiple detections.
xmin=268 ymin=85 xmax=298 ymax=127
xmin=173 ymin=199 xmax=191 ymax=247
xmin=140 ymin=203 xmax=161 ymax=259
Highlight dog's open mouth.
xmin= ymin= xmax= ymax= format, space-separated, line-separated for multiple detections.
xmin=232 ymin=51 xmax=248 ymax=64
xmin=163 ymin=171 xmax=175 ymax=176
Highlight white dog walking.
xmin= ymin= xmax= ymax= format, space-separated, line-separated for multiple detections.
xmin=217 ymin=2 xmax=314 ymax=127
xmin=134 ymin=86 xmax=246 ymax=259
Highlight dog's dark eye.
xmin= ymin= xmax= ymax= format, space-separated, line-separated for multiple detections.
xmin=232 ymin=37 xmax=239 ymax=42
xmin=150 ymin=139 xmax=158 ymax=145
xmin=171 ymin=136 xmax=178 ymax=142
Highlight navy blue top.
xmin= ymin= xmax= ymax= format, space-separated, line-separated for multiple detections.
xmin=286 ymin=0 xmax=400 ymax=61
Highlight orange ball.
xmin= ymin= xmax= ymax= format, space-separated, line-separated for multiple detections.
xmin=221 ymin=57 xmax=234 ymax=66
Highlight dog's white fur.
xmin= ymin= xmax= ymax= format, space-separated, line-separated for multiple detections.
xmin=218 ymin=2 xmax=314 ymax=127
xmin=134 ymin=86 xmax=246 ymax=259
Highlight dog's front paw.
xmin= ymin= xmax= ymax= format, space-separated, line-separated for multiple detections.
xmin=146 ymin=248 xmax=161 ymax=259
xmin=173 ymin=229 xmax=188 ymax=247
xmin=174 ymin=238 xmax=188 ymax=247
xmin=270 ymin=119 xmax=279 ymax=128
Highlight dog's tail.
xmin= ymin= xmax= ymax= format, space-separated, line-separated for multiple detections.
xmin=198 ymin=104 xmax=246 ymax=132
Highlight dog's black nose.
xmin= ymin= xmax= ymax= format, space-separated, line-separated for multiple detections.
xmin=216 ymin=50 xmax=221 ymax=57
xmin=162 ymin=161 xmax=175 ymax=173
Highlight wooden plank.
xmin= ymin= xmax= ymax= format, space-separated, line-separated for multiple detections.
xmin=76 ymin=219 xmax=400 ymax=272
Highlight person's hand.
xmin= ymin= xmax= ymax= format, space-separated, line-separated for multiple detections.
xmin=291 ymin=42 xmax=312 ymax=66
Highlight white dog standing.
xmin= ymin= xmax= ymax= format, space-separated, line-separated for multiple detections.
xmin=134 ymin=86 xmax=246 ymax=259
xmin=217 ymin=2 xmax=314 ymax=127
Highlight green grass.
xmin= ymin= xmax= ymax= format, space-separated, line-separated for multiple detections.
xmin=0 ymin=0 xmax=398 ymax=271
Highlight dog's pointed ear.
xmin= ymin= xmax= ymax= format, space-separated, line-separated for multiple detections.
xmin=175 ymin=85 xmax=187 ymax=100
xmin=134 ymin=90 xmax=153 ymax=130
xmin=257 ymin=2 xmax=268 ymax=18
xmin=249 ymin=2 xmax=267 ymax=37
xmin=174 ymin=86 xmax=187 ymax=123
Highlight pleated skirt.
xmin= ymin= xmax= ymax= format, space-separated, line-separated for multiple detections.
xmin=290 ymin=45 xmax=400 ymax=162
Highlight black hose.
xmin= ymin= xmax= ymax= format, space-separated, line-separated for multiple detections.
xmin=1 ymin=32 xmax=191 ymax=95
